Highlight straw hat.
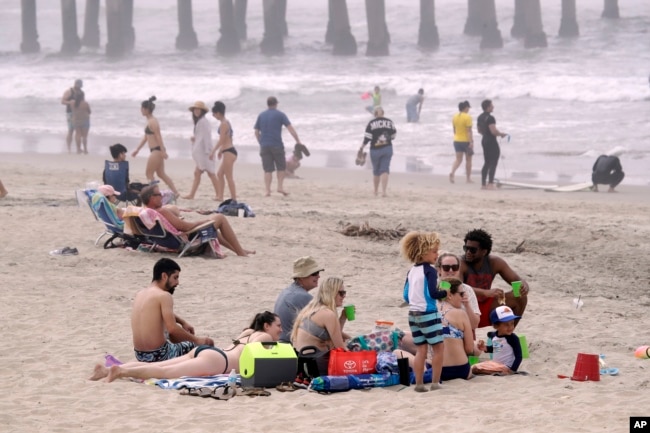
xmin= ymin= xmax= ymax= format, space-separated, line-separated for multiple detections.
xmin=292 ymin=256 xmax=324 ymax=278
xmin=188 ymin=101 xmax=208 ymax=112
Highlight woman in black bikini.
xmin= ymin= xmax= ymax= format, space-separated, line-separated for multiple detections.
xmin=90 ymin=311 xmax=282 ymax=382
xmin=132 ymin=96 xmax=180 ymax=197
xmin=209 ymin=101 xmax=238 ymax=202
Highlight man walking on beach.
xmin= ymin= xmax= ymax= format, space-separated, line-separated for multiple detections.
xmin=273 ymin=256 xmax=324 ymax=342
xmin=459 ymin=229 xmax=529 ymax=328
xmin=449 ymin=101 xmax=474 ymax=184
xmin=477 ymin=99 xmax=508 ymax=190
xmin=61 ymin=79 xmax=83 ymax=153
xmin=254 ymin=96 xmax=303 ymax=197
xmin=131 ymin=258 xmax=214 ymax=362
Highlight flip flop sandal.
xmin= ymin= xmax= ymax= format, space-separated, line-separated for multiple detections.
xmin=180 ymin=387 xmax=206 ymax=397
xmin=241 ymin=387 xmax=271 ymax=397
xmin=276 ymin=382 xmax=297 ymax=392
xmin=209 ymin=385 xmax=236 ymax=400
xmin=600 ymin=368 xmax=619 ymax=376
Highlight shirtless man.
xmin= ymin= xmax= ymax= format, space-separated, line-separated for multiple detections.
xmin=132 ymin=258 xmax=214 ymax=362
xmin=61 ymin=79 xmax=83 ymax=152
xmin=459 ymin=228 xmax=529 ymax=328
xmin=140 ymin=185 xmax=254 ymax=257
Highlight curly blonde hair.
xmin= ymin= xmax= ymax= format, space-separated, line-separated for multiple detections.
xmin=290 ymin=277 xmax=345 ymax=344
xmin=400 ymin=231 xmax=441 ymax=263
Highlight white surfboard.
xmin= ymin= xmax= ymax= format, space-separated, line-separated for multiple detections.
xmin=495 ymin=179 xmax=559 ymax=190
xmin=545 ymin=182 xmax=594 ymax=192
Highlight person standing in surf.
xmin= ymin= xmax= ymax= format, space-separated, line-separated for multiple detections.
xmin=131 ymin=96 xmax=180 ymax=198
xmin=449 ymin=101 xmax=474 ymax=184
xmin=477 ymin=99 xmax=508 ymax=190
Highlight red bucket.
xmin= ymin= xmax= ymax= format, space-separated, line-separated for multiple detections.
xmin=571 ymin=353 xmax=600 ymax=382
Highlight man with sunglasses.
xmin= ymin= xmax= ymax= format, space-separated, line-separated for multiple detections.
xmin=274 ymin=256 xmax=324 ymax=342
xmin=459 ymin=229 xmax=529 ymax=328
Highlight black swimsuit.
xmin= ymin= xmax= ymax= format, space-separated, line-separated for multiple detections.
xmin=194 ymin=345 xmax=229 ymax=374
xmin=222 ymin=147 xmax=238 ymax=156
xmin=145 ymin=125 xmax=154 ymax=135
xmin=150 ymin=146 xmax=161 ymax=153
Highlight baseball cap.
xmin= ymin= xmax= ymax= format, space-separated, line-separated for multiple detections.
xmin=490 ymin=306 xmax=520 ymax=324
xmin=292 ymin=256 xmax=324 ymax=278
xmin=98 ymin=185 xmax=120 ymax=197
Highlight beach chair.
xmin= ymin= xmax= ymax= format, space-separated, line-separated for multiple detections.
xmin=81 ymin=189 xmax=142 ymax=249
xmin=103 ymin=160 xmax=141 ymax=205
xmin=127 ymin=212 xmax=222 ymax=258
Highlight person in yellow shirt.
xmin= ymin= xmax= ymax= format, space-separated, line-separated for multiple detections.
xmin=449 ymin=101 xmax=474 ymax=183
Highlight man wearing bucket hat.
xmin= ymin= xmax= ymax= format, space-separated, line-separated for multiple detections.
xmin=183 ymin=101 xmax=220 ymax=200
xmin=273 ymin=256 xmax=324 ymax=342
xmin=472 ymin=305 xmax=523 ymax=375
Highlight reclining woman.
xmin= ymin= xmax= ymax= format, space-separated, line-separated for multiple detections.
xmin=395 ymin=278 xmax=478 ymax=382
xmin=291 ymin=276 xmax=351 ymax=375
xmin=90 ymin=311 xmax=281 ymax=382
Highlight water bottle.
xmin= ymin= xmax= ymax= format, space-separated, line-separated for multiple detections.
xmin=227 ymin=369 xmax=237 ymax=388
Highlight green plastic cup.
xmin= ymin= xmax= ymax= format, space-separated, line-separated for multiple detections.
xmin=519 ymin=334 xmax=529 ymax=359
xmin=468 ymin=355 xmax=480 ymax=366
xmin=344 ymin=305 xmax=355 ymax=321
xmin=440 ymin=281 xmax=451 ymax=291
xmin=511 ymin=281 xmax=522 ymax=297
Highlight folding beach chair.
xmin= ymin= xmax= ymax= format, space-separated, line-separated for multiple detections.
xmin=81 ymin=189 xmax=142 ymax=249
xmin=127 ymin=211 xmax=222 ymax=258
xmin=103 ymin=160 xmax=142 ymax=205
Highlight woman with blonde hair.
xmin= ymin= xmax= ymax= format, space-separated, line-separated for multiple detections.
xmin=131 ymin=96 xmax=180 ymax=197
xmin=291 ymin=276 xmax=350 ymax=374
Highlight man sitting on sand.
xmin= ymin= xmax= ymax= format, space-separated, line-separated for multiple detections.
xmin=459 ymin=229 xmax=529 ymax=328
xmin=139 ymin=185 xmax=254 ymax=257
xmin=132 ymin=258 xmax=214 ymax=362
xmin=273 ymin=256 xmax=324 ymax=342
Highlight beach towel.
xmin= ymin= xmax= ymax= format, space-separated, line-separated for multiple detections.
xmin=153 ymin=374 xmax=240 ymax=390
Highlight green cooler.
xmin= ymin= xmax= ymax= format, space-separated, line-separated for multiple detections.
xmin=239 ymin=342 xmax=298 ymax=388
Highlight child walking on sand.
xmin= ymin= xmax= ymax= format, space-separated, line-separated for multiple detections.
xmin=472 ymin=306 xmax=523 ymax=375
xmin=400 ymin=231 xmax=448 ymax=392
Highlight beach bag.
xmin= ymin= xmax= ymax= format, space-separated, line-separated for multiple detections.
xmin=346 ymin=329 xmax=400 ymax=352
xmin=328 ymin=348 xmax=376 ymax=376
xmin=296 ymin=346 xmax=329 ymax=379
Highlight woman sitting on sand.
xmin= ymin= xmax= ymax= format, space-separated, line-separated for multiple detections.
xmin=131 ymin=96 xmax=180 ymax=197
xmin=90 ymin=311 xmax=281 ymax=382
xmin=291 ymin=277 xmax=351 ymax=374
xmin=395 ymin=278 xmax=479 ymax=381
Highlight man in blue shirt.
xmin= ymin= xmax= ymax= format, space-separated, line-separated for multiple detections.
xmin=254 ymin=96 xmax=303 ymax=196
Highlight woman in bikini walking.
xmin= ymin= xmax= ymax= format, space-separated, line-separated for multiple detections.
xmin=132 ymin=96 xmax=180 ymax=197
xmin=210 ymin=101 xmax=238 ymax=203
xmin=90 ymin=311 xmax=282 ymax=382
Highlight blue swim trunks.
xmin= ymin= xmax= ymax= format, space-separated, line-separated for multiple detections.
xmin=408 ymin=311 xmax=443 ymax=346
xmin=134 ymin=340 xmax=196 ymax=362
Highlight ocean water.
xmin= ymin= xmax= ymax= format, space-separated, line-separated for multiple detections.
xmin=0 ymin=0 xmax=648 ymax=184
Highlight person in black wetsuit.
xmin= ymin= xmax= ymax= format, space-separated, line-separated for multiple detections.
xmin=592 ymin=154 xmax=624 ymax=193
xmin=477 ymin=99 xmax=508 ymax=190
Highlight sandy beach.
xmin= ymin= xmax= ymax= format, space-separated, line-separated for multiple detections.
xmin=1 ymin=145 xmax=649 ymax=433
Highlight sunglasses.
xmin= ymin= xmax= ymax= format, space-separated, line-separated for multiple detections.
xmin=463 ymin=245 xmax=479 ymax=254
xmin=338 ymin=290 xmax=347 ymax=297
xmin=440 ymin=264 xmax=459 ymax=272
xmin=310 ymin=271 xmax=320 ymax=277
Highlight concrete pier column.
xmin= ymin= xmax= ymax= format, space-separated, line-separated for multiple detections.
xmin=463 ymin=0 xmax=482 ymax=36
xmin=325 ymin=0 xmax=335 ymax=44
xmin=61 ymin=0 xmax=82 ymax=55
xmin=510 ymin=0 xmax=526 ymax=39
xmin=277 ymin=0 xmax=288 ymax=37
xmin=558 ymin=0 xmax=579 ymax=38
xmin=260 ymin=0 xmax=284 ymax=56
xmin=479 ymin=0 xmax=502 ymax=49
xmin=20 ymin=0 xmax=40 ymax=53
xmin=122 ymin=0 xmax=135 ymax=52
xmin=330 ymin=0 xmax=356 ymax=55
xmin=234 ymin=0 xmax=247 ymax=40
xmin=602 ymin=0 xmax=619 ymax=19
xmin=365 ymin=0 xmax=390 ymax=56
xmin=176 ymin=0 xmax=198 ymax=50
xmin=523 ymin=0 xmax=547 ymax=48
xmin=418 ymin=0 xmax=439 ymax=51
xmin=217 ymin=0 xmax=241 ymax=56
xmin=106 ymin=0 xmax=126 ymax=57
xmin=82 ymin=0 xmax=100 ymax=48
